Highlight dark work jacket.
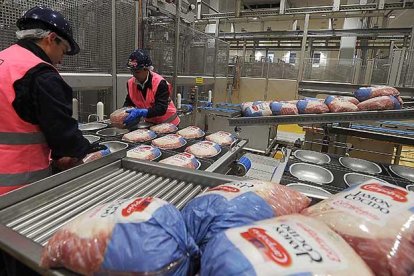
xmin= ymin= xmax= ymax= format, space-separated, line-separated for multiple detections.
xmin=12 ymin=39 xmax=91 ymax=159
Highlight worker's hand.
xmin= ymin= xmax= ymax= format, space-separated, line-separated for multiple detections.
xmin=87 ymin=144 xmax=108 ymax=154
xmin=54 ymin=157 xmax=82 ymax=171
xmin=123 ymin=108 xmax=148 ymax=127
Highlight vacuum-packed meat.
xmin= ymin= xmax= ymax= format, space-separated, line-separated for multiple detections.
xmin=122 ymin=129 xmax=157 ymax=143
xmin=205 ymin=131 xmax=236 ymax=146
xmin=302 ymin=180 xmax=414 ymax=276
xmin=177 ymin=126 xmax=205 ymax=139
xmin=181 ymin=180 xmax=311 ymax=251
xmin=40 ymin=197 xmax=199 ymax=275
xmin=201 ymin=215 xmax=373 ymax=276
xmin=150 ymin=123 xmax=178 ymax=134
xmin=159 ymin=152 xmax=200 ymax=169
xmin=325 ymin=96 xmax=359 ymax=113
xmin=151 ymin=134 xmax=186 ymax=149
xmin=185 ymin=141 xmax=221 ymax=158
xmin=270 ymin=101 xmax=298 ymax=115
xmin=109 ymin=107 xmax=130 ymax=129
xmin=126 ymin=145 xmax=161 ymax=161
xmin=357 ymin=95 xmax=401 ymax=111
xmin=242 ymin=102 xmax=272 ymax=117
xmin=354 ymin=86 xmax=400 ymax=101
xmin=297 ymin=99 xmax=329 ymax=114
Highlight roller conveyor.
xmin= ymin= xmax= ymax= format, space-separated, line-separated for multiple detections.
xmin=0 ymin=158 xmax=243 ymax=275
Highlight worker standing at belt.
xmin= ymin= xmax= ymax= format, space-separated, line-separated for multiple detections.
xmin=123 ymin=49 xmax=180 ymax=128
xmin=0 ymin=6 xmax=108 ymax=195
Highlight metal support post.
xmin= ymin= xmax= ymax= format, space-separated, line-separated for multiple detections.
xmin=264 ymin=61 xmax=270 ymax=101
xmin=192 ymin=86 xmax=199 ymax=125
xmin=298 ymin=14 xmax=310 ymax=82
xmin=235 ymin=0 xmax=242 ymax=17
xmin=378 ymin=0 xmax=385 ymax=9
xmin=280 ymin=0 xmax=286 ymax=14
xmin=111 ymin=0 xmax=117 ymax=110
xmin=196 ymin=0 xmax=202 ymax=20
xmin=173 ymin=0 xmax=182 ymax=105
xmin=333 ymin=0 xmax=340 ymax=11
xmin=213 ymin=19 xmax=220 ymax=77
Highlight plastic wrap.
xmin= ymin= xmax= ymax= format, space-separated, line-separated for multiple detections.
xmin=201 ymin=215 xmax=373 ymax=276
xmin=122 ymin=129 xmax=157 ymax=143
xmin=126 ymin=145 xmax=161 ymax=161
xmin=109 ymin=107 xmax=130 ymax=129
xmin=357 ymin=95 xmax=401 ymax=111
xmin=185 ymin=141 xmax=221 ymax=158
xmin=150 ymin=123 xmax=178 ymax=134
xmin=177 ymin=126 xmax=205 ymax=139
xmin=354 ymin=86 xmax=399 ymax=101
xmin=242 ymin=102 xmax=272 ymax=117
xmin=205 ymin=131 xmax=236 ymax=146
xmin=181 ymin=180 xmax=311 ymax=251
xmin=270 ymin=101 xmax=299 ymax=115
xmin=152 ymin=134 xmax=186 ymax=150
xmin=40 ymin=197 xmax=199 ymax=275
xmin=302 ymin=180 xmax=414 ymax=276
xmin=325 ymin=96 xmax=359 ymax=113
xmin=82 ymin=150 xmax=109 ymax=163
xmin=297 ymin=99 xmax=329 ymax=114
xmin=159 ymin=152 xmax=200 ymax=169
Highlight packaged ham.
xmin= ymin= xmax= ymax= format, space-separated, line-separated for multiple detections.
xmin=325 ymin=96 xmax=359 ymax=113
xmin=82 ymin=148 xmax=110 ymax=163
xmin=181 ymin=180 xmax=311 ymax=251
xmin=40 ymin=197 xmax=199 ymax=275
xmin=185 ymin=141 xmax=221 ymax=158
xmin=270 ymin=101 xmax=299 ymax=115
xmin=297 ymin=99 xmax=329 ymax=114
xmin=177 ymin=126 xmax=205 ymax=139
xmin=126 ymin=145 xmax=161 ymax=161
xmin=241 ymin=101 xmax=263 ymax=113
xmin=205 ymin=131 xmax=236 ymax=146
xmin=302 ymin=180 xmax=414 ymax=276
xmin=122 ymin=129 xmax=157 ymax=143
xmin=151 ymin=134 xmax=186 ymax=149
xmin=357 ymin=95 xmax=401 ymax=111
xmin=201 ymin=215 xmax=373 ymax=276
xmin=109 ymin=107 xmax=130 ymax=129
xmin=337 ymin=96 xmax=360 ymax=105
xmin=159 ymin=152 xmax=200 ymax=170
xmin=243 ymin=102 xmax=272 ymax=117
xmin=150 ymin=123 xmax=178 ymax=134
xmin=354 ymin=86 xmax=399 ymax=102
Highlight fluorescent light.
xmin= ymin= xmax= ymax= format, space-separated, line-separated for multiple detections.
xmin=389 ymin=14 xmax=396 ymax=18
xmin=252 ymin=17 xmax=258 ymax=20
xmin=321 ymin=14 xmax=327 ymax=17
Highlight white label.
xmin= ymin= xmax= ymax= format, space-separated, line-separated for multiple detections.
xmin=226 ymin=218 xmax=347 ymax=274
xmin=328 ymin=182 xmax=413 ymax=226
xmin=202 ymin=180 xmax=270 ymax=200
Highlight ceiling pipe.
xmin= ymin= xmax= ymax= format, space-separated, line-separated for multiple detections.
xmin=235 ymin=0 xmax=242 ymax=17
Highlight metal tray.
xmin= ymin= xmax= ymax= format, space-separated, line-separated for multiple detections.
xmin=286 ymin=183 xmax=332 ymax=199
xmin=0 ymin=159 xmax=244 ymax=275
xmin=100 ymin=141 xmax=129 ymax=152
xmin=293 ymin=150 xmax=330 ymax=165
xmin=78 ymin=122 xmax=107 ymax=131
xmin=389 ymin=165 xmax=414 ymax=182
xmin=339 ymin=157 xmax=382 ymax=174
xmin=289 ymin=163 xmax=334 ymax=184
xmin=343 ymin=172 xmax=389 ymax=187
xmin=96 ymin=127 xmax=129 ymax=137
xmin=83 ymin=135 xmax=100 ymax=144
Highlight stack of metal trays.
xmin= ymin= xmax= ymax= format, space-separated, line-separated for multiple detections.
xmin=0 ymin=159 xmax=243 ymax=275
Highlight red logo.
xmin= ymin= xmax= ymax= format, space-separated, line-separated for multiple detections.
xmin=361 ymin=183 xmax=408 ymax=202
xmin=122 ymin=197 xmax=153 ymax=217
xmin=208 ymin=185 xmax=240 ymax=193
xmin=241 ymin=228 xmax=292 ymax=266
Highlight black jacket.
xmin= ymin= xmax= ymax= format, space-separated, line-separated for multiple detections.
xmin=12 ymin=39 xmax=91 ymax=160
xmin=123 ymin=72 xmax=169 ymax=118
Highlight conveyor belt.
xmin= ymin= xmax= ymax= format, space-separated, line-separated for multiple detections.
xmin=228 ymin=108 xmax=414 ymax=126
xmin=0 ymin=159 xmax=242 ymax=275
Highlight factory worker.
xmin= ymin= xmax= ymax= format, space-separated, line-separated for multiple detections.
xmin=123 ymin=49 xmax=180 ymax=127
xmin=0 ymin=6 xmax=108 ymax=195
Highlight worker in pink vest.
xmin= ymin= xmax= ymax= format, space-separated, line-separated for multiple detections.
xmin=123 ymin=49 xmax=180 ymax=128
xmin=0 ymin=6 xmax=108 ymax=196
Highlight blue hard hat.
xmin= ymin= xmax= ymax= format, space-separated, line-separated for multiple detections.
xmin=17 ymin=6 xmax=80 ymax=55
xmin=126 ymin=49 xmax=152 ymax=70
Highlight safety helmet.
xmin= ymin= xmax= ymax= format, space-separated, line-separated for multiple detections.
xmin=16 ymin=6 xmax=80 ymax=55
xmin=126 ymin=49 xmax=152 ymax=70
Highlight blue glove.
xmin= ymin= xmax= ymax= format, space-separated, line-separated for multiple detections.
xmin=100 ymin=148 xmax=111 ymax=156
xmin=123 ymin=108 xmax=148 ymax=126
